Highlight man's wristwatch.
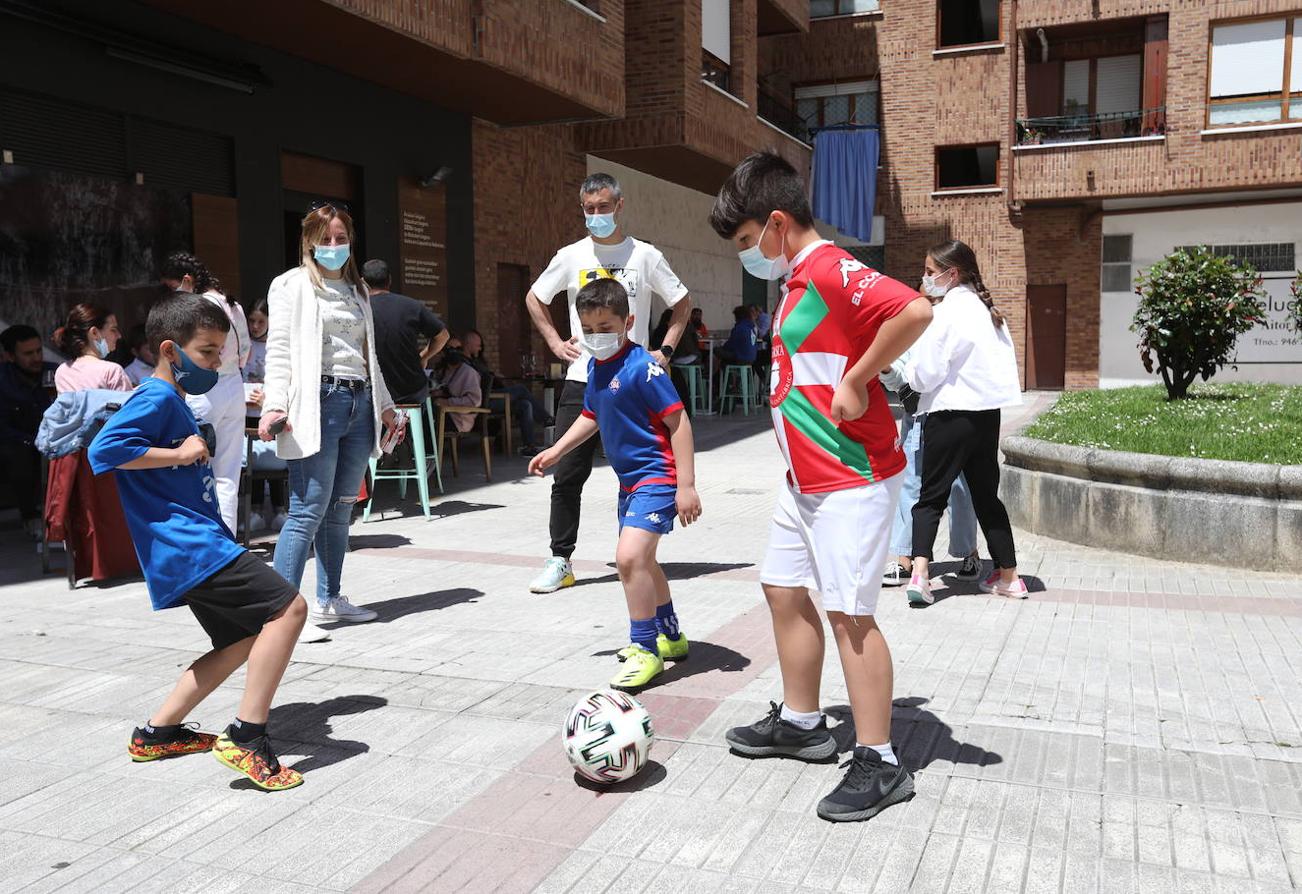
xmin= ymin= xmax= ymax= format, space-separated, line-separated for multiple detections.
xmin=657 ymin=344 xmax=675 ymax=360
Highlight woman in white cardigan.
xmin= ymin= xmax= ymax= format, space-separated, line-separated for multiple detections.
xmin=259 ymin=203 xmax=400 ymax=628
xmin=902 ymin=240 xmax=1026 ymax=604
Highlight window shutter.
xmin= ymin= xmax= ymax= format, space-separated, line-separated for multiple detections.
xmin=702 ymin=0 xmax=730 ymax=64
xmin=1095 ymin=55 xmax=1142 ymax=115
xmin=1210 ymin=20 xmax=1286 ymax=98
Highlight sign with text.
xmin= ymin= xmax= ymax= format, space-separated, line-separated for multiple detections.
xmin=1233 ymin=277 xmax=1301 ymax=365
xmin=396 ymin=177 xmax=448 ymax=313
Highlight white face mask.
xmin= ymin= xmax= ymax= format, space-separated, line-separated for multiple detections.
xmin=581 ymin=331 xmax=624 ymax=361
xmin=921 ymin=270 xmax=952 ymax=298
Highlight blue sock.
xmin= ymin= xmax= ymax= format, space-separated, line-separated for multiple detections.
xmin=629 ymin=617 xmax=659 ymax=656
xmin=655 ymin=601 xmax=680 ymax=639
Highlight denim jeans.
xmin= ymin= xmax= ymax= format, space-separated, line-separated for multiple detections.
xmin=888 ymin=411 xmax=978 ymax=558
xmin=274 ymin=383 xmax=374 ymax=604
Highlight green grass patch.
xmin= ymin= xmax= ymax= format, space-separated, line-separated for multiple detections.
xmin=1023 ymin=383 xmax=1302 ymax=464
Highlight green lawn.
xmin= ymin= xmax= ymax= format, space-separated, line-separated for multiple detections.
xmin=1023 ymin=383 xmax=1302 ymax=464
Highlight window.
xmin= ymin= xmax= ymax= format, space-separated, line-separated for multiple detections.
xmin=935 ymin=144 xmax=999 ymax=190
xmin=702 ymin=0 xmax=732 ymax=94
xmin=811 ymin=0 xmax=879 ymax=18
xmin=794 ymin=81 xmax=880 ymax=133
xmin=1207 ymin=17 xmax=1301 ymax=126
xmin=1101 ymin=235 xmax=1133 ymax=293
xmin=1176 ymin=243 xmax=1296 ymax=273
xmin=937 ymin=0 xmax=1000 ymax=48
xmin=844 ymin=244 xmax=886 ymax=271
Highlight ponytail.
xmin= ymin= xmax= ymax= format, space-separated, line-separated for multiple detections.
xmin=57 ymin=303 xmax=112 ymax=357
xmin=927 ymin=239 xmax=1004 ymax=329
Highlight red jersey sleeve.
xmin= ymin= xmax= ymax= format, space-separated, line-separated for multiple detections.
xmin=808 ymin=250 xmax=920 ymax=355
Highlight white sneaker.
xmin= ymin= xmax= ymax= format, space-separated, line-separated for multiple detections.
xmin=269 ymin=511 xmax=288 ymax=532
xmin=881 ymin=562 xmax=909 ymax=587
xmin=312 ymin=595 xmax=378 ymax=623
xmin=298 ymin=624 xmax=332 ymax=643
xmin=245 ymin=512 xmax=266 ymax=533
xmin=528 ymin=557 xmax=575 ymax=594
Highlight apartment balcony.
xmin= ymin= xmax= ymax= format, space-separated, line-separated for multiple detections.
xmin=139 ymin=0 xmax=626 ymax=125
xmin=1017 ymin=106 xmax=1166 ymax=145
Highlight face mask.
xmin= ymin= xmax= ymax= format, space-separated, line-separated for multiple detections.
xmin=921 ymin=271 xmax=951 ymax=298
xmin=168 ymin=344 xmax=219 ymax=395
xmin=314 ymin=244 xmax=351 ymax=271
xmin=581 ymin=331 xmax=625 ymax=361
xmin=93 ymin=337 xmax=110 ymax=359
xmin=738 ymin=217 xmax=790 ymax=281
xmin=585 ymin=212 xmax=617 ymax=239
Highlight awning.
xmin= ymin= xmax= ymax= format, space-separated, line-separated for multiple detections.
xmin=810 ymin=126 xmax=879 ymax=245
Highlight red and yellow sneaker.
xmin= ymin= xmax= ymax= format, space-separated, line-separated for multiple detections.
xmin=212 ymin=730 xmax=304 ymax=791
xmin=128 ymin=723 xmax=217 ymax=762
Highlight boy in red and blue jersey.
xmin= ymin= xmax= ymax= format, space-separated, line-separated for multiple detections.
xmin=530 ymin=277 xmax=702 ymax=691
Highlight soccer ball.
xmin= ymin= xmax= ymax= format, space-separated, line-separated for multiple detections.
xmin=562 ymin=689 xmax=655 ymax=784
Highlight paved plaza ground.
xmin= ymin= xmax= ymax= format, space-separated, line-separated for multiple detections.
xmin=2 ymin=397 xmax=1301 ymax=893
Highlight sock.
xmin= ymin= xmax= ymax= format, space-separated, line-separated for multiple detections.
xmin=142 ymin=722 xmax=180 ymax=740
xmin=629 ymin=618 xmax=659 ymax=656
xmin=859 ymin=742 xmax=899 ymax=766
xmin=229 ymin=717 xmax=267 ymax=744
xmin=654 ymin=601 xmax=680 ymax=639
xmin=779 ymin=704 xmax=823 ymax=730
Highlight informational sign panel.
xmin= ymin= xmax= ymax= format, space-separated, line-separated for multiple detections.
xmin=396 ymin=176 xmax=448 ymax=313
xmin=1233 ymin=277 xmax=1301 ymax=365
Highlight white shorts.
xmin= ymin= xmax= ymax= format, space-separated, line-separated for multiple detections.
xmin=760 ymin=474 xmax=904 ymax=616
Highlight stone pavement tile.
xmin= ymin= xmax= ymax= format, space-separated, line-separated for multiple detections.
xmin=945 ymin=837 xmax=994 ymax=894
xmin=985 ymin=842 xmax=1029 ymax=893
xmin=310 ymin=754 xmax=499 ymax=823
xmin=906 ymin=831 xmax=959 ymax=891
xmin=1022 ymin=847 xmax=1065 ymax=894
xmin=0 ymin=830 xmax=99 ymax=892
xmin=393 ymin=713 xmax=554 ymax=768
xmin=1097 ymin=857 xmax=1139 ymax=894
xmin=0 ymin=758 xmax=64 ymax=811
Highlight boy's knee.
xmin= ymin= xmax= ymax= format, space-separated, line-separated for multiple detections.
xmin=278 ymin=594 xmax=308 ymax=628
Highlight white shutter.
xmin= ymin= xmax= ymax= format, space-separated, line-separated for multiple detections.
xmin=1095 ymin=55 xmax=1142 ymax=114
xmin=1293 ymin=20 xmax=1302 ymax=92
xmin=1062 ymin=59 xmax=1090 ymax=113
xmin=702 ymin=0 xmax=730 ymax=64
xmin=1210 ymin=19 xmax=1286 ymax=97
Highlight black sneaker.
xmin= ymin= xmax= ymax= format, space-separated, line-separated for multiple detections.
xmin=953 ymin=554 xmax=983 ymax=581
xmin=725 ymin=701 xmax=837 ymax=761
xmin=816 ymin=746 xmax=915 ymax=822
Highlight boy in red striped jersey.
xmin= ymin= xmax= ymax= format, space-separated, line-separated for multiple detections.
xmin=709 ymin=152 xmax=933 ymax=823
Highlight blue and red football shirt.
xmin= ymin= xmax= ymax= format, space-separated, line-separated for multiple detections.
xmin=582 ymin=343 xmax=684 ymax=492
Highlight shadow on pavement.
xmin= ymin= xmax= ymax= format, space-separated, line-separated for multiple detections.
xmin=825 ymin=697 xmax=1004 ymax=770
xmin=333 ymin=587 xmax=484 ymax=624
xmin=230 ymin=695 xmax=387 ymax=789
xmin=347 ymin=533 xmax=414 ymax=551
xmin=574 ymin=561 xmax=754 ymax=588
xmin=572 ymin=759 xmax=669 ymax=794
xmin=591 ymin=640 xmax=752 ymax=683
xmin=917 ymin=571 xmax=1049 ymax=606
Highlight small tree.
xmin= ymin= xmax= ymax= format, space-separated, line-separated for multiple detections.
xmin=1131 ymin=246 xmax=1266 ymax=400
xmin=1291 ymin=271 xmax=1302 ymax=335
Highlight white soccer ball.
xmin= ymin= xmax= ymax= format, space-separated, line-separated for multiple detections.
xmin=562 ymin=689 xmax=655 ymax=784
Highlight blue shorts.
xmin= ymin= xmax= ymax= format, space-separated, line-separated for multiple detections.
xmin=617 ymin=484 xmax=676 ymax=535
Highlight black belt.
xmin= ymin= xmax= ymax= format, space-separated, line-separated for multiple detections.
xmin=321 ymin=376 xmax=368 ymax=390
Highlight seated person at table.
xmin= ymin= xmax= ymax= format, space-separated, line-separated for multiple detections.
xmin=716 ymin=305 xmax=758 ymax=369
xmin=689 ymin=307 xmax=709 ymax=339
xmin=431 ymin=348 xmax=482 ymax=433
xmin=463 ymin=328 xmax=549 ymax=456
xmin=123 ymin=325 xmax=157 ymax=386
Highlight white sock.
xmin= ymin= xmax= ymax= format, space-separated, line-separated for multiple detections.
xmin=860 ymin=742 xmax=899 ymax=765
xmin=779 ymin=704 xmax=823 ymax=730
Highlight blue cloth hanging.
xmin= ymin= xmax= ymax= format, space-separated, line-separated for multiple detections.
xmin=810 ymin=127 xmax=879 ymax=245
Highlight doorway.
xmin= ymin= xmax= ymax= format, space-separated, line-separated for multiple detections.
xmin=280 ymin=151 xmax=363 ymax=270
xmin=1026 ymin=284 xmax=1066 ymax=390
xmin=495 ymin=263 xmax=532 ymax=378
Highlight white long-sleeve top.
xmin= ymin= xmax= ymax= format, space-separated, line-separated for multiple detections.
xmin=262 ymin=266 xmax=395 ymax=460
xmin=903 ymin=284 xmax=1022 ymax=414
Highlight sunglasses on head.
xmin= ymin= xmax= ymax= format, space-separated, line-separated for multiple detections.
xmin=308 ymin=199 xmax=351 ymax=214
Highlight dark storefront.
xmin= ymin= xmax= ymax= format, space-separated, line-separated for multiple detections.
xmin=0 ymin=0 xmax=474 ymax=342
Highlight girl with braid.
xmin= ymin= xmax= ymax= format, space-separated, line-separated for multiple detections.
xmin=898 ymin=240 xmax=1027 ymax=603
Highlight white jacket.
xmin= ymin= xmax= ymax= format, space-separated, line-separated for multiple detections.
xmin=262 ymin=266 xmax=395 ymax=460
xmin=903 ymin=284 xmax=1022 ymax=414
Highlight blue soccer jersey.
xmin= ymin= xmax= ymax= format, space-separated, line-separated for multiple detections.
xmin=582 ymin=343 xmax=684 ymax=493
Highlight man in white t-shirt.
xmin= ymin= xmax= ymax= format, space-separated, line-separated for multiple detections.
xmin=525 ymin=172 xmax=693 ymax=593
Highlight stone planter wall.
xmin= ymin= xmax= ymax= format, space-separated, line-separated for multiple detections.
xmin=999 ymin=437 xmax=1302 ymax=572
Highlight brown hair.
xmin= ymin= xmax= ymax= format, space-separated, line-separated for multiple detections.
xmin=927 ymin=239 xmax=1006 ymax=329
xmin=57 ymin=303 xmax=114 ymax=357
xmin=299 ymin=205 xmax=364 ymax=293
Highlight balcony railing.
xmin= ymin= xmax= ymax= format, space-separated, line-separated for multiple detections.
xmin=1016 ymin=107 xmax=1166 ymax=145
xmin=758 ymin=91 xmax=809 ymax=143
xmin=702 ymin=52 xmax=731 ymax=94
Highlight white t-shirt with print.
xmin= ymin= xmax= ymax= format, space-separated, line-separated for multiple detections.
xmin=530 ymin=236 xmax=689 ymax=383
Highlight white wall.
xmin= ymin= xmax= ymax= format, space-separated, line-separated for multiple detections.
xmin=588 ymin=156 xmax=747 ymax=332
xmin=1100 ymin=202 xmax=1302 ymax=387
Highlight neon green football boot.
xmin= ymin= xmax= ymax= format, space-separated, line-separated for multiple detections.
xmin=610 ymin=645 xmax=664 ymax=691
xmin=656 ymin=632 xmax=689 ymax=661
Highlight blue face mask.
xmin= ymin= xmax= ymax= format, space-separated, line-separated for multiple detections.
xmin=585 ymin=212 xmax=617 ymax=239
xmin=738 ymin=216 xmax=790 ymax=281
xmin=168 ymin=343 xmax=219 ymax=395
xmin=314 ymin=243 xmax=351 ymax=271
xmin=93 ymin=337 xmax=110 ymax=359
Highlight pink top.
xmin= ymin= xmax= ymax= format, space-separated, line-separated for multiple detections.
xmin=55 ymin=356 xmax=134 ymax=394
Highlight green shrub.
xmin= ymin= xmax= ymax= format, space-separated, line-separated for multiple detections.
xmin=1131 ymin=246 xmax=1265 ymax=400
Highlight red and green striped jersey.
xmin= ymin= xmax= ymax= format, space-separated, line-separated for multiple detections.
xmin=769 ymin=242 xmax=918 ymax=494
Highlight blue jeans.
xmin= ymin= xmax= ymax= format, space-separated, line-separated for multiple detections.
xmin=274 ymin=383 xmax=374 ymax=604
xmin=889 ymin=412 xmax=978 ymax=558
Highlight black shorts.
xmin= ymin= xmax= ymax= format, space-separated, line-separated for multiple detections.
xmin=183 ymin=552 xmax=300 ymax=650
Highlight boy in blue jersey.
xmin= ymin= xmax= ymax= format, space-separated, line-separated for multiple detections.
xmin=89 ymin=293 xmax=309 ymax=791
xmin=529 ymin=278 xmax=702 ymax=691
